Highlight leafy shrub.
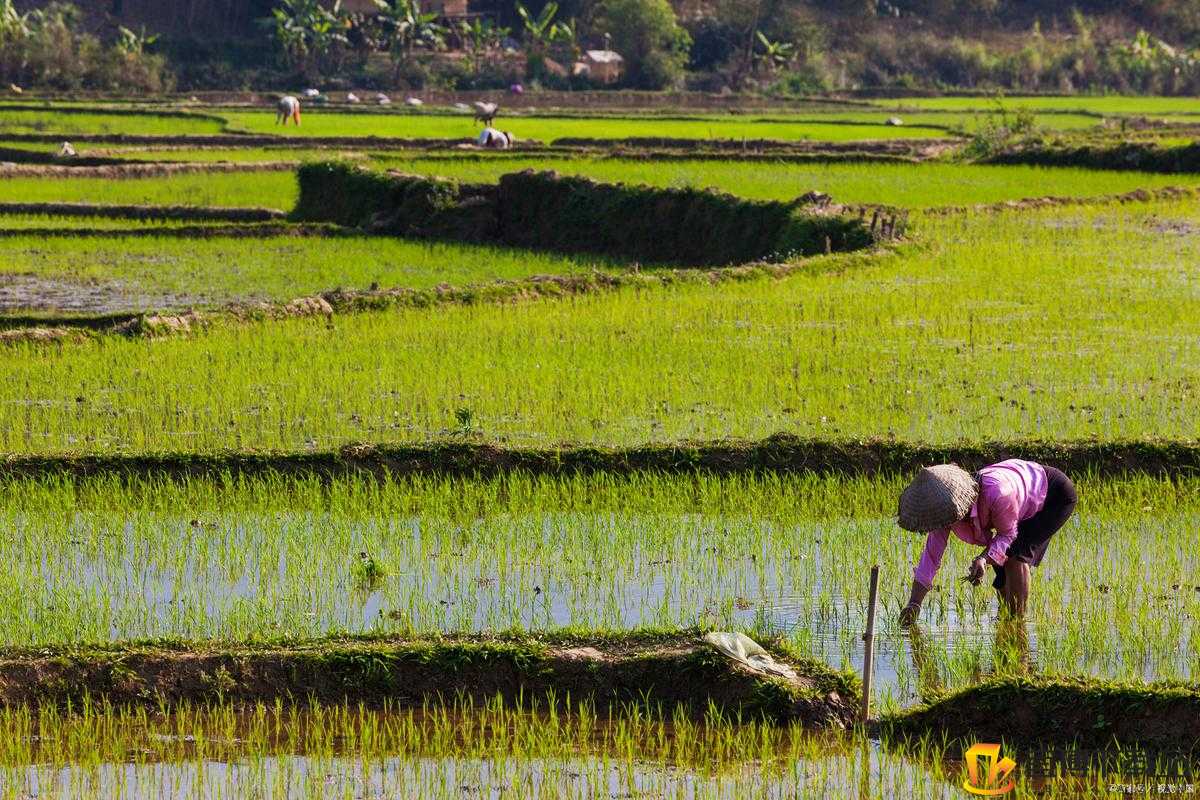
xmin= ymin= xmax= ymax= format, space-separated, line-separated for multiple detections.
xmin=295 ymin=163 xmax=876 ymax=266
xmin=0 ymin=2 xmax=173 ymax=92
xmin=596 ymin=0 xmax=692 ymax=89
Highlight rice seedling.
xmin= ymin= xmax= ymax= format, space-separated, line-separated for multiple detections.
xmin=0 ymin=695 xmax=1008 ymax=799
xmin=0 ymin=233 xmax=627 ymax=309
xmin=3 ymin=158 xmax=1199 ymax=216
xmin=218 ymin=110 xmax=953 ymax=141
xmin=369 ymin=154 xmax=1200 ymax=207
xmin=0 ymin=215 xmax=196 ymax=230
xmin=875 ymin=95 xmax=1200 ymax=117
xmin=0 ymin=471 xmax=1194 ymax=711
xmin=0 ymin=172 xmax=297 ymax=209
xmin=0 ymin=200 xmax=1195 ymax=451
xmin=803 ymin=110 xmax=1104 ymax=130
xmin=0 ymin=110 xmax=224 ymax=137
xmin=0 ymin=693 xmax=1180 ymax=798
xmin=89 ymin=146 xmax=370 ymax=163
xmin=0 ymin=98 xmax=1195 ymax=796
xmin=0 ymin=104 xmax=1107 ymax=143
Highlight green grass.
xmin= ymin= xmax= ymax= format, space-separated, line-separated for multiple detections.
xmin=0 ymin=105 xmax=1112 ymax=144
xmin=0 ymin=172 xmax=297 ymax=209
xmin=373 ymin=154 xmax=1200 ymax=206
xmin=1 ymin=200 xmax=1195 ymax=452
xmin=809 ymin=109 xmax=1102 ymax=130
xmin=0 ymin=139 xmax=364 ymax=163
xmin=98 ymin=146 xmax=370 ymax=163
xmin=0 ymin=109 xmax=224 ymax=136
xmin=4 ymin=159 xmax=1198 ymax=213
xmin=0 ymin=233 xmax=626 ymax=309
xmin=878 ymin=95 xmax=1200 ymax=117
xmin=219 ymin=110 xmax=953 ymax=141
xmin=0 ymin=215 xmax=197 ymax=230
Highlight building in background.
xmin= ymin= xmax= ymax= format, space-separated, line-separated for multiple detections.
xmin=576 ymin=49 xmax=624 ymax=84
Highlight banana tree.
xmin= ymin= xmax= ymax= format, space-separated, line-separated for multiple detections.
xmin=0 ymin=0 xmax=29 ymax=43
xmin=265 ymin=0 xmax=351 ymax=75
xmin=115 ymin=25 xmax=159 ymax=57
xmin=458 ymin=18 xmax=509 ymax=76
xmin=374 ymin=0 xmax=446 ymax=82
xmin=515 ymin=1 xmax=565 ymax=57
xmin=753 ymin=30 xmax=795 ymax=74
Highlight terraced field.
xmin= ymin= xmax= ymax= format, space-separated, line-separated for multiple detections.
xmin=0 ymin=99 xmax=1196 ymax=799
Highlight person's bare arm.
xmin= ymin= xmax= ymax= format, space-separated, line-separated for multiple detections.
xmin=899 ymin=580 xmax=930 ymax=625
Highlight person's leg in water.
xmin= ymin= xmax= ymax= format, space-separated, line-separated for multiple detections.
xmin=991 ymin=466 xmax=1078 ymax=617
xmin=1001 ymin=560 xmax=1031 ymax=617
xmin=994 ymin=614 xmax=1032 ymax=675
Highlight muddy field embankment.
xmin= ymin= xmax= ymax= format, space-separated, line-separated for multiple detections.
xmin=985 ymin=141 xmax=1200 ymax=173
xmin=553 ymin=136 xmax=960 ymax=158
xmin=884 ymin=676 xmax=1200 ymax=753
xmin=0 ymin=632 xmax=856 ymax=728
xmin=2 ymin=435 xmax=1198 ymax=482
xmin=293 ymin=162 xmax=890 ymax=266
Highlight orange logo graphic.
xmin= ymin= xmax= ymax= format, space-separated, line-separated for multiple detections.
xmin=963 ymin=743 xmax=1017 ymax=796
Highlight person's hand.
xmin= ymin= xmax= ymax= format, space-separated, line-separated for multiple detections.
xmin=899 ymin=603 xmax=920 ymax=626
xmin=963 ymin=557 xmax=987 ymax=586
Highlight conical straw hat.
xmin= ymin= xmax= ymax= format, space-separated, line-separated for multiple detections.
xmin=897 ymin=464 xmax=978 ymax=532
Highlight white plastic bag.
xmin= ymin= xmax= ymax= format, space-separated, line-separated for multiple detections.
xmin=702 ymin=632 xmax=798 ymax=680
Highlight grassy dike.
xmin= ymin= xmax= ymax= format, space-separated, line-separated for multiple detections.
xmin=0 ymin=631 xmax=857 ymax=729
xmin=0 ymin=630 xmax=1193 ymax=752
xmin=291 ymin=162 xmax=885 ymax=265
xmin=883 ymin=677 xmax=1200 ymax=752
xmin=0 ymin=436 xmax=1197 ymax=481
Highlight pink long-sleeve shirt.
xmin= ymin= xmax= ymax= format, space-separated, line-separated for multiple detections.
xmin=912 ymin=459 xmax=1048 ymax=588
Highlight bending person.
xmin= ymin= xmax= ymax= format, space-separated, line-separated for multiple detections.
xmin=477 ymin=126 xmax=514 ymax=149
xmin=276 ymin=95 xmax=301 ymax=126
xmin=897 ymin=459 xmax=1077 ymax=623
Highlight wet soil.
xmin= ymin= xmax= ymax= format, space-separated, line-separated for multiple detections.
xmin=0 ymin=273 xmax=207 ymax=314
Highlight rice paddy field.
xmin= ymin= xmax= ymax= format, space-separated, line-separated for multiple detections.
xmin=0 ymin=171 xmax=298 ymax=209
xmin=0 ymin=234 xmax=626 ymax=310
xmin=875 ymin=95 xmax=1200 ymax=117
xmin=0 ymin=99 xmax=1197 ymax=798
xmin=372 ymin=154 xmax=1200 ymax=206
xmin=7 ymin=156 xmax=1200 ymax=211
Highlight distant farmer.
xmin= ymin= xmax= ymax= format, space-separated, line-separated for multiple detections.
xmin=276 ymin=95 xmax=301 ymax=126
xmin=472 ymin=101 xmax=498 ymax=127
xmin=897 ymin=459 xmax=1077 ymax=623
xmin=478 ymin=127 xmax=514 ymax=149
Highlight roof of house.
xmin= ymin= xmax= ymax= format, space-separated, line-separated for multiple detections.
xmin=584 ymin=50 xmax=624 ymax=64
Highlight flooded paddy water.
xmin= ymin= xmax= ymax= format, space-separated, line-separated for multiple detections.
xmin=1 ymin=475 xmax=1197 ymax=704
xmin=0 ymin=701 xmax=1194 ymax=799
xmin=0 ymin=475 xmax=1196 ymax=797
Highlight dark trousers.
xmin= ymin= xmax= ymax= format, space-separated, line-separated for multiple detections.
xmin=992 ymin=466 xmax=1078 ymax=590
